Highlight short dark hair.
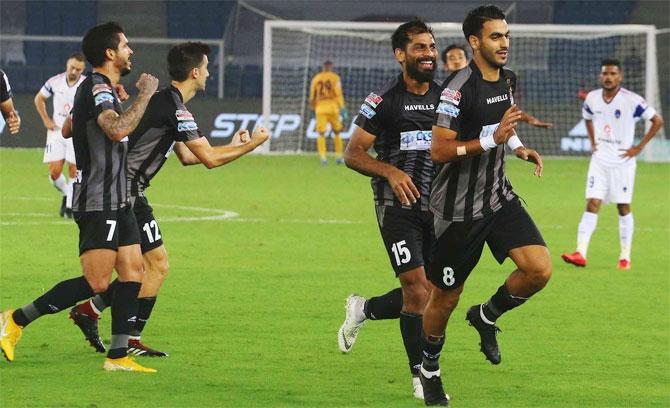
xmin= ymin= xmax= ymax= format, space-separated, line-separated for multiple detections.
xmin=441 ymin=44 xmax=468 ymax=64
xmin=67 ymin=53 xmax=85 ymax=63
xmin=167 ymin=42 xmax=211 ymax=81
xmin=82 ymin=22 xmax=125 ymax=67
xmin=601 ymin=58 xmax=622 ymax=70
xmin=462 ymin=5 xmax=506 ymax=40
xmin=391 ymin=19 xmax=433 ymax=52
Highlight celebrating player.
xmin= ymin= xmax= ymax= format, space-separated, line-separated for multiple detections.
xmin=309 ymin=60 xmax=348 ymax=165
xmin=67 ymin=42 xmax=269 ymax=357
xmin=337 ymin=19 xmax=440 ymax=400
xmin=0 ymin=22 xmax=159 ymax=373
xmin=561 ymin=58 xmax=663 ymax=269
xmin=419 ymin=6 xmax=552 ymax=405
xmin=34 ymin=54 xmax=86 ymax=218
xmin=0 ymin=69 xmax=21 ymax=134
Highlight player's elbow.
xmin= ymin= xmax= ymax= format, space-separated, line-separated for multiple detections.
xmin=431 ymin=147 xmax=451 ymax=163
xmin=653 ymin=114 xmax=664 ymax=127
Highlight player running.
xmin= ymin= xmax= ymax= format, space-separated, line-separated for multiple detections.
xmin=419 ymin=6 xmax=552 ymax=405
xmin=1 ymin=22 xmax=159 ymax=373
xmin=337 ymin=19 xmax=439 ymax=400
xmin=67 ymin=42 xmax=269 ymax=356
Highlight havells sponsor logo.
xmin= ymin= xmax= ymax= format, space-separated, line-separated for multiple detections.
xmin=486 ymin=94 xmax=508 ymax=104
xmin=404 ymin=104 xmax=434 ymax=111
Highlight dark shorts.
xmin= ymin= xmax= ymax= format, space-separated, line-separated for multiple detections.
xmin=73 ymin=206 xmax=141 ymax=255
xmin=132 ymin=196 xmax=164 ymax=254
xmin=428 ymin=198 xmax=546 ymax=290
xmin=375 ymin=205 xmax=434 ymax=276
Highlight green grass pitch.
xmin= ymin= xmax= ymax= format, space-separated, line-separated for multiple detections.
xmin=0 ymin=148 xmax=668 ymax=407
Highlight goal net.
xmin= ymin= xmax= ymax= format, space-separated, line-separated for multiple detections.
xmin=263 ymin=21 xmax=665 ymax=160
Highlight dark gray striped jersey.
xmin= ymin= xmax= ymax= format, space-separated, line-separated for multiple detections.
xmin=431 ymin=61 xmax=517 ymax=221
xmin=354 ymin=74 xmax=441 ymax=211
xmin=127 ymin=86 xmax=202 ymax=196
xmin=0 ymin=69 xmax=12 ymax=102
xmin=71 ymin=72 xmax=127 ymax=212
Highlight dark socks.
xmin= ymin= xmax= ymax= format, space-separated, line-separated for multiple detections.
xmin=400 ymin=311 xmax=423 ymax=376
xmin=92 ymin=279 xmax=120 ymax=312
xmin=421 ymin=332 xmax=445 ymax=373
xmin=481 ymin=283 xmax=528 ymax=323
xmin=107 ymin=281 xmax=141 ymax=359
xmin=363 ymin=287 xmax=402 ymax=320
xmin=130 ymin=297 xmax=157 ymax=337
xmin=13 ymin=276 xmax=95 ymax=327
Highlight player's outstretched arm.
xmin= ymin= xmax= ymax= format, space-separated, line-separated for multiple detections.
xmin=175 ymin=126 xmax=269 ymax=168
xmin=432 ymin=105 xmax=523 ymax=163
xmin=97 ymin=73 xmax=159 ymax=141
xmin=0 ymin=99 xmax=20 ymax=134
xmin=344 ymin=126 xmax=419 ymax=206
xmin=33 ymin=92 xmax=56 ymax=130
xmin=619 ymin=113 xmax=664 ymax=159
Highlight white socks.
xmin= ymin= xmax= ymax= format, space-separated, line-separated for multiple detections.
xmin=50 ymin=174 xmax=67 ymax=195
xmin=619 ymin=213 xmax=634 ymax=261
xmin=576 ymin=212 xmax=598 ymax=257
xmin=66 ymin=178 xmax=75 ymax=209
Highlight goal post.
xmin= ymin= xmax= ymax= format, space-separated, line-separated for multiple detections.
xmin=263 ymin=21 xmax=665 ymax=160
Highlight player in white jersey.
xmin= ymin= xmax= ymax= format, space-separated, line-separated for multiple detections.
xmin=34 ymin=53 xmax=86 ymax=218
xmin=562 ymin=58 xmax=663 ymax=270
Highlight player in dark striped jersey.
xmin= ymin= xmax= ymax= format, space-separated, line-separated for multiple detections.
xmin=419 ymin=7 xmax=552 ymax=405
xmin=337 ymin=20 xmax=440 ymax=400
xmin=1 ymin=22 xmax=159 ymax=373
xmin=0 ymin=69 xmax=20 ymax=134
xmin=67 ymin=42 xmax=269 ymax=357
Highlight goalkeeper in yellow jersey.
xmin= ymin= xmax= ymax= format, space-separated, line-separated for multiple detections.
xmin=309 ymin=60 xmax=348 ymax=165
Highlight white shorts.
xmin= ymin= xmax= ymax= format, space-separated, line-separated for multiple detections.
xmin=43 ymin=129 xmax=76 ymax=164
xmin=585 ymin=159 xmax=636 ymax=204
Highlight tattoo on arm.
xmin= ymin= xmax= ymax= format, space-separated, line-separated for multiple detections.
xmin=98 ymin=95 xmax=152 ymax=141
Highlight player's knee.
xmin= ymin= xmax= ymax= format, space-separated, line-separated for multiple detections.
xmin=401 ymin=282 xmax=429 ymax=312
xmin=48 ymin=168 xmax=61 ymax=180
xmin=586 ymin=200 xmax=601 ymax=213
xmin=433 ymin=285 xmax=463 ymax=313
xmin=146 ymin=253 xmax=170 ymax=282
xmin=617 ymin=204 xmax=631 ymax=216
xmin=525 ymin=258 xmax=552 ymax=291
xmin=86 ymin=277 xmax=110 ymax=294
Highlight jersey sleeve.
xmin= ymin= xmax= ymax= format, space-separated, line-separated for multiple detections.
xmin=0 ymin=71 xmax=12 ymax=103
xmin=632 ymin=95 xmax=656 ymax=121
xmin=582 ymin=93 xmax=595 ymax=120
xmin=353 ymin=91 xmax=385 ymax=137
xmin=39 ymin=77 xmax=54 ymax=98
xmin=434 ymin=83 xmax=467 ymax=133
xmin=170 ymin=106 xmax=202 ymax=142
xmin=91 ymin=76 xmax=117 ymax=118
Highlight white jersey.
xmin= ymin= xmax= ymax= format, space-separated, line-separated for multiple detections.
xmin=39 ymin=72 xmax=86 ymax=128
xmin=582 ymin=87 xmax=656 ymax=166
